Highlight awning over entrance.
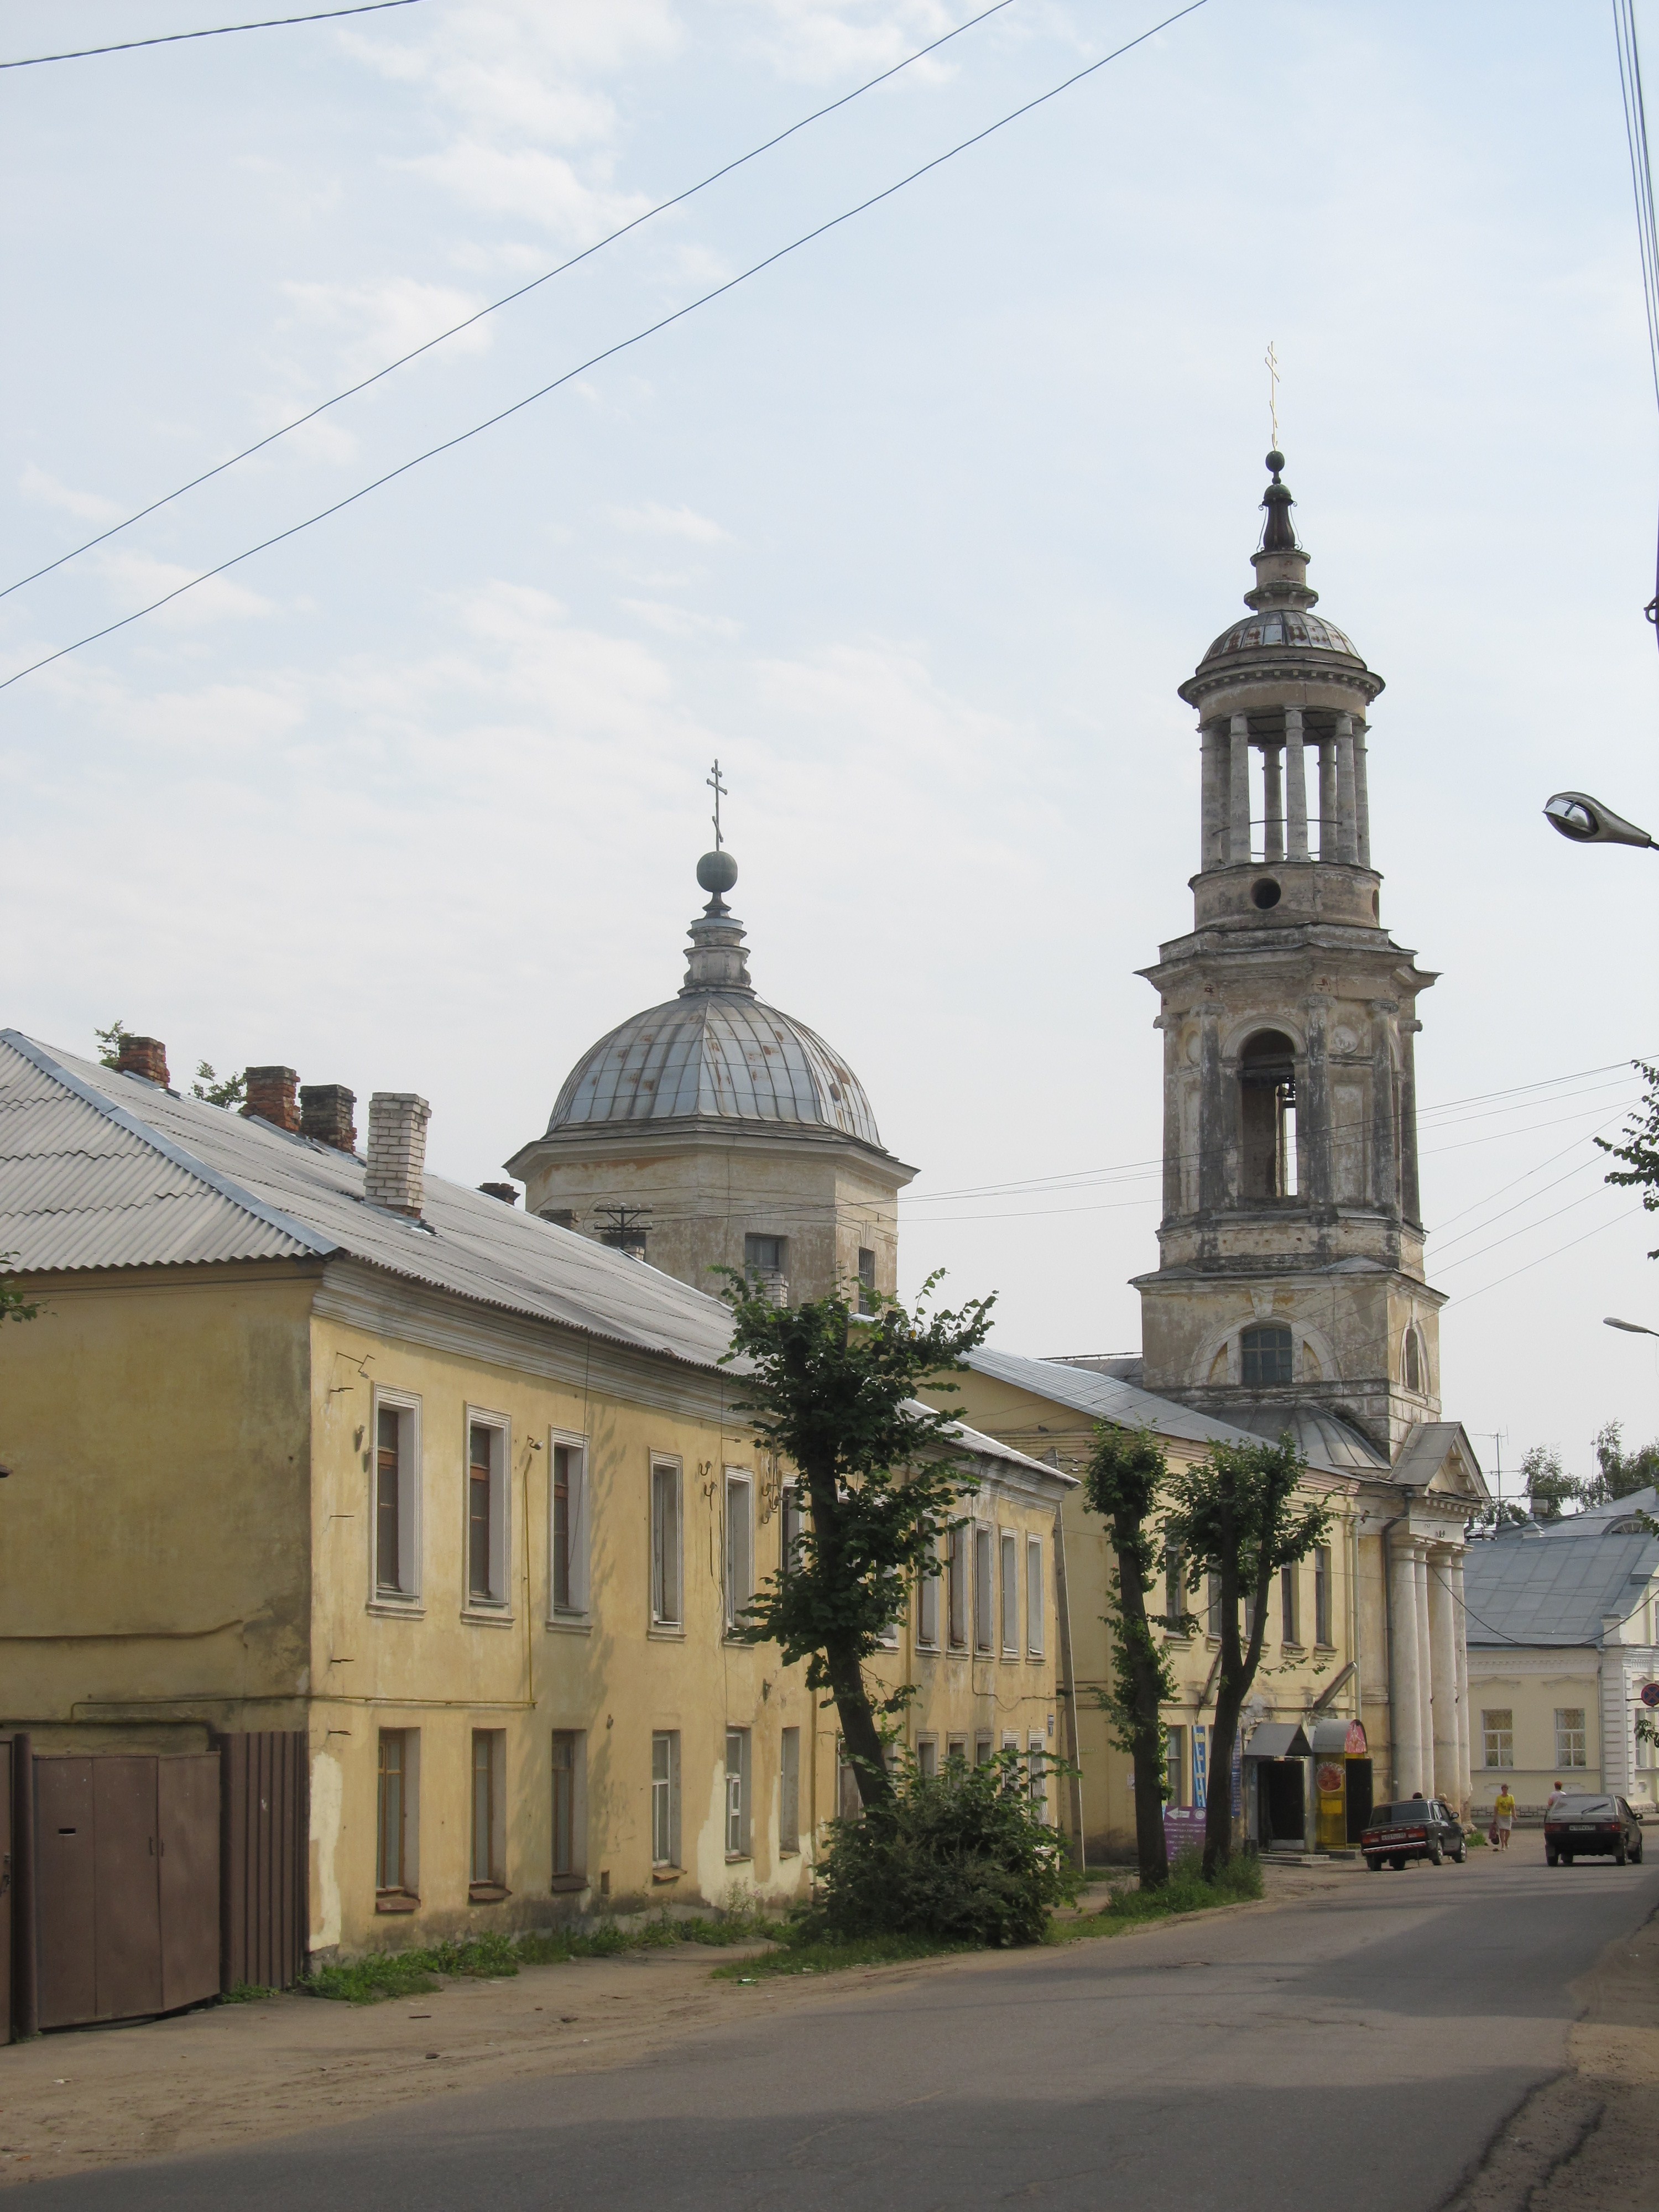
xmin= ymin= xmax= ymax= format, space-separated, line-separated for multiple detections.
xmin=1245 ymin=1717 xmax=1367 ymax=1761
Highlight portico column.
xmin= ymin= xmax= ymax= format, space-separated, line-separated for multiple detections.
xmin=1334 ymin=712 xmax=1359 ymax=863
xmin=1451 ymin=1551 xmax=1472 ymax=1809
xmin=1200 ymin=722 xmax=1225 ymax=872
xmin=1412 ymin=1545 xmax=1435 ymax=1792
xmin=1228 ymin=712 xmax=1251 ymax=863
xmin=1262 ymin=743 xmax=1285 ymax=860
xmin=1353 ymin=721 xmax=1372 ymax=869
xmin=1428 ymin=1545 xmax=1459 ymax=1803
xmin=1285 ymin=706 xmax=1309 ymax=859
xmin=1317 ymin=738 xmax=1338 ymax=860
xmin=1390 ymin=1532 xmax=1424 ymax=1797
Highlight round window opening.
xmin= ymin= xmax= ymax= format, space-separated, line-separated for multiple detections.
xmin=1251 ymin=878 xmax=1282 ymax=910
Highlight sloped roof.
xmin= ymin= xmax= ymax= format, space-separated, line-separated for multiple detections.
xmin=1220 ymin=1401 xmax=1390 ymax=1472
xmin=962 ymin=1344 xmax=1294 ymax=1457
xmin=1463 ymin=1508 xmax=1659 ymax=1647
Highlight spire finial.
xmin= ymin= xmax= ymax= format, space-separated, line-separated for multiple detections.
xmin=1260 ymin=448 xmax=1298 ymax=553
xmin=1264 ymin=338 xmax=1281 ymax=452
xmin=695 ymin=761 xmax=739 ymax=919
xmin=707 ymin=757 xmax=727 ymax=851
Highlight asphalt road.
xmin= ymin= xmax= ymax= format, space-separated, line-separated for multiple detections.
xmin=27 ymin=1842 xmax=1659 ymax=2212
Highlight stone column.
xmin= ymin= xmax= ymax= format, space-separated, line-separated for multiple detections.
xmin=1400 ymin=1020 xmax=1423 ymax=1228
xmin=1228 ymin=712 xmax=1251 ymax=864
xmin=1284 ymin=707 xmax=1309 ymax=860
xmin=1412 ymin=1545 xmax=1435 ymax=1793
xmin=1262 ymin=744 xmax=1285 ymax=860
xmin=1301 ymin=995 xmax=1331 ymax=1206
xmin=1451 ymin=1550 xmax=1472 ymax=1810
xmin=1197 ymin=1004 xmax=1225 ymax=1214
xmin=1428 ymin=1545 xmax=1460 ymax=1803
xmin=1354 ymin=721 xmax=1372 ymax=868
xmin=1334 ymin=713 xmax=1358 ymax=863
xmin=1369 ymin=1004 xmax=1399 ymax=1219
xmin=1390 ymin=1532 xmax=1424 ymax=1797
xmin=1199 ymin=723 xmax=1224 ymax=872
xmin=1317 ymin=738 xmax=1338 ymax=860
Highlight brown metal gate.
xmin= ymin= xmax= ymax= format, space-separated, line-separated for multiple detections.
xmin=34 ymin=1755 xmax=222 ymax=2030
xmin=1 ymin=1739 xmax=12 ymax=2046
xmin=221 ymin=1731 xmax=307 ymax=1994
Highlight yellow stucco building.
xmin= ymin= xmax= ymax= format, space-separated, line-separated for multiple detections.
xmin=0 ymin=1028 xmax=1070 ymax=1963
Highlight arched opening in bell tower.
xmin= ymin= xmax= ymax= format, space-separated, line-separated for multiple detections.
xmin=1239 ymin=1030 xmax=1298 ymax=1199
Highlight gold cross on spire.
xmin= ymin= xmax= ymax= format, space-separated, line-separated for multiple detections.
xmin=1264 ymin=339 xmax=1281 ymax=451
xmin=707 ymin=758 xmax=728 ymax=851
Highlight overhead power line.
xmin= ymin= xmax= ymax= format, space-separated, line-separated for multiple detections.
xmin=1613 ymin=0 xmax=1659 ymax=636
xmin=0 ymin=0 xmax=426 ymax=69
xmin=0 ymin=0 xmax=1020 ymax=602
xmin=0 ymin=0 xmax=1209 ymax=695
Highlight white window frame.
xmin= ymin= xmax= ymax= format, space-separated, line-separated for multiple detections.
xmin=916 ymin=1546 xmax=941 ymax=1648
xmin=1026 ymin=1537 xmax=1045 ymax=1657
xmin=375 ymin=1725 xmax=420 ymax=1900
xmin=469 ymin=1727 xmax=507 ymax=1892
xmin=1555 ymin=1706 xmax=1588 ymax=1769
xmin=650 ymin=1457 xmax=684 ymax=1632
xmin=369 ymin=1388 xmax=422 ymax=1611
xmin=462 ymin=1408 xmax=512 ymax=1619
xmin=726 ymin=1726 xmax=752 ymax=1859
xmin=547 ymin=1430 xmax=590 ymax=1622
xmin=724 ymin=1468 xmax=755 ymax=1635
xmin=973 ymin=1524 xmax=994 ymax=1654
xmin=779 ymin=1726 xmax=801 ymax=1857
xmin=780 ymin=1481 xmax=806 ymax=1579
xmin=1029 ymin=1732 xmax=1049 ymax=1820
xmin=651 ymin=1730 xmax=681 ymax=1867
xmin=999 ymin=1529 xmax=1019 ymax=1656
xmin=1481 ymin=1708 xmax=1514 ymax=1768
xmin=1313 ymin=1543 xmax=1333 ymax=1647
xmin=947 ymin=1524 xmax=968 ymax=1649
xmin=916 ymin=1735 xmax=939 ymax=1780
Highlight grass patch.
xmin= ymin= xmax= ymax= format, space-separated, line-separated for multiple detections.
xmin=220 ymin=1982 xmax=279 ymax=2004
xmin=303 ymin=1912 xmax=782 ymax=2004
xmin=712 ymin=1931 xmax=972 ymax=1981
xmin=1050 ymin=1848 xmax=1264 ymax=1942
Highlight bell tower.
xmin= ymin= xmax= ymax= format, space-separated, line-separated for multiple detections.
xmin=1134 ymin=453 xmax=1442 ymax=1460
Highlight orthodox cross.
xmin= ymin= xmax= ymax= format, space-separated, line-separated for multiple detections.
xmin=1264 ymin=340 xmax=1281 ymax=451
xmin=707 ymin=758 xmax=728 ymax=851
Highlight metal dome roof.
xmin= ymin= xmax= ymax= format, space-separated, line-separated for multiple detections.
xmin=1199 ymin=607 xmax=1361 ymax=665
xmin=549 ymin=991 xmax=882 ymax=1146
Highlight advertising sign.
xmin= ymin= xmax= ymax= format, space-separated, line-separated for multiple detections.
xmin=1192 ymin=1723 xmax=1209 ymax=1810
xmin=1162 ymin=1806 xmax=1207 ymax=1861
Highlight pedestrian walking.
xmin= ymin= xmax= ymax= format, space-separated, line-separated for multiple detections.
xmin=1545 ymin=1780 xmax=1568 ymax=1816
xmin=1493 ymin=1785 xmax=1517 ymax=1849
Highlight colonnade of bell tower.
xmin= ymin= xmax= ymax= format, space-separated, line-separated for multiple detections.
xmin=1134 ymin=454 xmax=1445 ymax=1460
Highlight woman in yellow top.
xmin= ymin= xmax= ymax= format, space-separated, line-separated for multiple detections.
xmin=1493 ymin=1785 xmax=1517 ymax=1849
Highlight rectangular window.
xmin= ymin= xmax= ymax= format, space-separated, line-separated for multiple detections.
xmin=551 ymin=1731 xmax=582 ymax=1882
xmin=1164 ymin=1542 xmax=1183 ymax=1631
xmin=999 ymin=1530 xmax=1019 ymax=1655
xmin=779 ymin=1727 xmax=801 ymax=1856
xmin=857 ymin=1246 xmax=876 ymax=1316
xmin=550 ymin=1437 xmax=588 ymax=1615
xmin=1280 ymin=1564 xmax=1300 ymax=1647
xmin=651 ymin=1731 xmax=680 ymax=1867
xmin=724 ymin=1470 xmax=754 ymax=1634
xmin=837 ymin=1743 xmax=862 ymax=1820
xmin=974 ymin=1735 xmax=993 ymax=1766
xmin=780 ymin=1483 xmax=806 ymax=1578
xmin=1243 ymin=1587 xmax=1258 ymax=1642
xmin=917 ymin=1547 xmax=940 ymax=1647
xmin=1029 ymin=1733 xmax=1048 ymax=1821
xmin=744 ymin=1234 xmax=787 ymax=1299
xmin=947 ymin=1525 xmax=968 ymax=1649
xmin=377 ymin=1728 xmax=406 ymax=1892
xmin=1313 ymin=1543 xmax=1333 ymax=1647
xmin=1165 ymin=1724 xmax=1186 ymax=1807
xmin=650 ymin=1460 xmax=682 ymax=1628
xmin=470 ymin=1729 xmax=505 ymax=1891
xmin=372 ymin=1395 xmax=421 ymax=1600
xmin=1206 ymin=1571 xmax=1223 ymax=1638
xmin=465 ymin=1417 xmax=509 ymax=1608
xmin=974 ymin=1526 xmax=994 ymax=1653
xmin=1027 ymin=1537 xmax=1045 ymax=1655
xmin=1481 ymin=1708 xmax=1514 ymax=1768
xmin=916 ymin=1736 xmax=938 ymax=1780
xmin=946 ymin=1737 xmax=967 ymax=1765
xmin=726 ymin=1727 xmax=752 ymax=1858
xmin=1555 ymin=1707 xmax=1588 ymax=1768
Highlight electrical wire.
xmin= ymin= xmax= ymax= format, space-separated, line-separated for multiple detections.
xmin=0 ymin=0 xmax=426 ymax=69
xmin=1613 ymin=0 xmax=1659 ymax=635
xmin=0 ymin=0 xmax=1021 ymax=603
xmin=1451 ymin=1204 xmax=1645 ymax=1308
xmin=0 ymin=0 xmax=1209 ymax=695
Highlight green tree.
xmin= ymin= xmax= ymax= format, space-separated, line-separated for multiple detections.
xmin=192 ymin=1062 xmax=246 ymax=1107
xmin=1598 ymin=1059 xmax=1659 ymax=1255
xmin=1584 ymin=1421 xmax=1659 ymax=1505
xmin=94 ymin=1019 xmax=133 ymax=1069
xmin=1081 ymin=1423 xmax=1178 ymax=1891
xmin=1161 ymin=1435 xmax=1332 ymax=1879
xmin=719 ymin=1274 xmax=995 ymax=1811
xmin=1520 ymin=1444 xmax=1582 ymax=1524
xmin=1 ymin=1255 xmax=41 ymax=1327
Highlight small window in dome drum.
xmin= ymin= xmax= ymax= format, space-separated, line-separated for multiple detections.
xmin=1241 ymin=1324 xmax=1293 ymax=1387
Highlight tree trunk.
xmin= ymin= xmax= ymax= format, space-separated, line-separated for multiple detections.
xmin=1202 ymin=1550 xmax=1274 ymax=1880
xmin=807 ymin=1462 xmax=892 ymax=1812
xmin=1112 ymin=1541 xmax=1170 ymax=1891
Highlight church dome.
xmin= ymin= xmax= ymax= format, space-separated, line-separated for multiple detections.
xmin=1199 ymin=607 xmax=1361 ymax=665
xmin=545 ymin=849 xmax=886 ymax=1150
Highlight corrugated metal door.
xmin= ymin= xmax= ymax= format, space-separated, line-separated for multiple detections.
xmin=158 ymin=1757 xmax=220 ymax=2012
xmin=0 ymin=1743 xmax=12 ymax=2044
xmin=92 ymin=1758 xmax=163 ymax=2022
xmin=221 ymin=1733 xmax=306 ymax=1991
xmin=35 ymin=1760 xmax=97 ymax=2031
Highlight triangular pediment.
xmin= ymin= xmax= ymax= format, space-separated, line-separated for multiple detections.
xmin=1391 ymin=1421 xmax=1489 ymax=1501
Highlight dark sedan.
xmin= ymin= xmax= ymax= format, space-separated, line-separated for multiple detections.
xmin=1362 ymin=1797 xmax=1468 ymax=1870
xmin=1543 ymin=1793 xmax=1645 ymax=1865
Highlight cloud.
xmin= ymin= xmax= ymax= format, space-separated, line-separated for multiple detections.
xmin=20 ymin=465 xmax=123 ymax=527
xmin=404 ymin=142 xmax=651 ymax=241
xmin=618 ymin=598 xmax=742 ymax=639
xmin=610 ymin=502 xmax=731 ymax=544
xmin=280 ymin=276 xmax=495 ymax=384
xmin=92 ymin=552 xmax=274 ymax=629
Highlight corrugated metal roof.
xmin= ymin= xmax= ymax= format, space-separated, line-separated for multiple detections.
xmin=1219 ymin=1401 xmax=1390 ymax=1472
xmin=962 ymin=1344 xmax=1297 ymax=1457
xmin=1463 ymin=1516 xmax=1659 ymax=1647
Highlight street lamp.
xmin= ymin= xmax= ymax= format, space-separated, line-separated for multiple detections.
xmin=1605 ymin=1316 xmax=1659 ymax=1337
xmin=1543 ymin=791 xmax=1656 ymax=849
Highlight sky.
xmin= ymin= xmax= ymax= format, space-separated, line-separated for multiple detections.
xmin=2 ymin=0 xmax=1658 ymax=1496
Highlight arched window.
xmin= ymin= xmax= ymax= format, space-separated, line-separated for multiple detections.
xmin=1404 ymin=1326 xmax=1422 ymax=1394
xmin=1239 ymin=1031 xmax=1298 ymax=1200
xmin=1241 ymin=1323 xmax=1293 ymax=1387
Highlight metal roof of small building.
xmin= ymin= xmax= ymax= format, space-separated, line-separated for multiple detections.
xmin=1463 ymin=1501 xmax=1659 ymax=1647
xmin=1219 ymin=1401 xmax=1391 ymax=1472
xmin=961 ymin=1344 xmax=1304 ymax=1459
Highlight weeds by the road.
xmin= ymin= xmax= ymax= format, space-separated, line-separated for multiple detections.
xmin=712 ymin=1931 xmax=974 ymax=1981
xmin=1051 ymin=1849 xmax=1264 ymax=1942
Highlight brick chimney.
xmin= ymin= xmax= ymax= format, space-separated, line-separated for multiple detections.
xmin=477 ymin=1181 xmax=519 ymax=1206
xmin=242 ymin=1066 xmax=301 ymax=1134
xmin=116 ymin=1035 xmax=169 ymax=1087
xmin=300 ymin=1083 xmax=358 ymax=1153
xmin=366 ymin=1093 xmax=430 ymax=1218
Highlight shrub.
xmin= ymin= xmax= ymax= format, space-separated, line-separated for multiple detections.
xmin=800 ymin=1750 xmax=1076 ymax=1948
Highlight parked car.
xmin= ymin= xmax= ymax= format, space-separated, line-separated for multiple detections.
xmin=1543 ymin=1794 xmax=1645 ymax=1866
xmin=1361 ymin=1797 xmax=1467 ymax=1870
